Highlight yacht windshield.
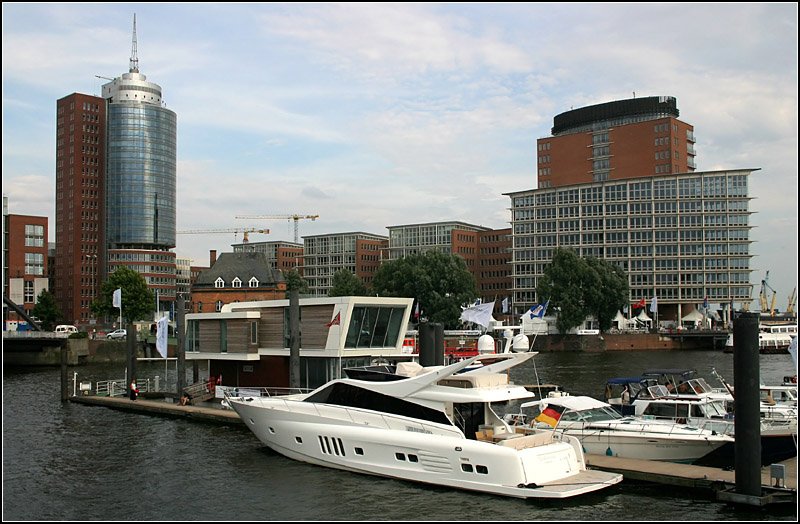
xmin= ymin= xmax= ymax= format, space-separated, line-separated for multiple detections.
xmin=698 ymin=400 xmax=729 ymax=417
xmin=560 ymin=406 xmax=623 ymax=422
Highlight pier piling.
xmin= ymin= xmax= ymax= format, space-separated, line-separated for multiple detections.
xmin=733 ymin=312 xmax=762 ymax=497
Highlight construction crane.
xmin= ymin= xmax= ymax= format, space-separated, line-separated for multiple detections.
xmin=759 ymin=271 xmax=778 ymax=316
xmin=787 ymin=287 xmax=796 ymax=316
xmin=176 ymin=227 xmax=269 ymax=243
xmin=234 ymin=214 xmax=319 ymax=243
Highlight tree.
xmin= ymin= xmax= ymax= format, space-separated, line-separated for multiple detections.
xmin=283 ymin=268 xmax=310 ymax=294
xmin=584 ymin=256 xmax=629 ymax=332
xmin=328 ymin=269 xmax=367 ymax=297
xmin=31 ymin=289 xmax=62 ymax=331
xmin=371 ymin=250 xmax=478 ymax=328
xmin=537 ymin=248 xmax=628 ymax=333
xmin=91 ymin=266 xmax=155 ymax=324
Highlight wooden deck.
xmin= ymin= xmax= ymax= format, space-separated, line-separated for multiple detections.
xmin=69 ymin=395 xmax=243 ymax=425
xmin=586 ymin=453 xmax=796 ymax=503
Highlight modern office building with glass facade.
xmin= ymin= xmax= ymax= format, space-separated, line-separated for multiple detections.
xmin=505 ymin=168 xmax=755 ymax=325
xmin=302 ymin=232 xmax=388 ymax=296
xmin=102 ymin=49 xmax=178 ymax=311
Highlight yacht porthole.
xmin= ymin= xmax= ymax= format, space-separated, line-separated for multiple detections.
xmin=269 ymin=427 xmax=275 ymax=434
xmin=455 ymin=447 xmax=462 ymax=452
xmin=295 ymin=436 xmax=303 ymax=443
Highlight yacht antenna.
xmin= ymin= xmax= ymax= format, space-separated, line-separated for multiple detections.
xmin=129 ymin=13 xmax=139 ymax=73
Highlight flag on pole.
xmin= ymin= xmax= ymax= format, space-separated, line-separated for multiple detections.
xmin=650 ymin=295 xmax=658 ymax=313
xmin=414 ymin=302 xmax=420 ymax=320
xmin=325 ymin=312 xmax=341 ymax=328
xmin=155 ymin=314 xmax=169 ymax=359
xmin=113 ymin=288 xmax=122 ymax=308
xmin=501 ymin=297 xmax=509 ymax=313
xmin=703 ymin=296 xmax=709 ymax=311
xmin=632 ymin=298 xmax=646 ymax=309
xmin=460 ymin=301 xmax=496 ymax=329
xmin=535 ymin=403 xmax=566 ymax=428
xmin=528 ymin=300 xmax=550 ymax=319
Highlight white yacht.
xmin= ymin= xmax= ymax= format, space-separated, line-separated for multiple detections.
xmin=504 ymin=395 xmax=734 ymax=464
xmin=227 ymin=352 xmax=622 ymax=499
xmin=723 ymin=323 xmax=797 ymax=353
xmin=622 ymin=381 xmax=797 ymax=468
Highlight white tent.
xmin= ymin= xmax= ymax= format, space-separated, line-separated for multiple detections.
xmin=681 ymin=309 xmax=704 ymax=323
xmin=636 ymin=309 xmax=652 ymax=323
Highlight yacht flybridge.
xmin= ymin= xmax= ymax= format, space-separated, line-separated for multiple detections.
xmin=227 ymin=352 xmax=622 ymax=499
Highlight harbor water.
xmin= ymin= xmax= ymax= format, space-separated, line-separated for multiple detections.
xmin=3 ymin=350 xmax=797 ymax=521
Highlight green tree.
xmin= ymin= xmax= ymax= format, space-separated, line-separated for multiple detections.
xmin=31 ymin=289 xmax=62 ymax=331
xmin=328 ymin=269 xmax=367 ymax=297
xmin=371 ymin=250 xmax=478 ymax=328
xmin=283 ymin=268 xmax=310 ymax=294
xmin=537 ymin=248 xmax=628 ymax=333
xmin=91 ymin=266 xmax=155 ymax=324
xmin=585 ymin=256 xmax=629 ymax=332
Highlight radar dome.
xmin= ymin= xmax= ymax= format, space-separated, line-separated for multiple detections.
xmin=511 ymin=333 xmax=530 ymax=352
xmin=478 ymin=334 xmax=495 ymax=354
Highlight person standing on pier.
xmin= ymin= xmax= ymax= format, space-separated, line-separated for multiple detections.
xmin=129 ymin=380 xmax=139 ymax=401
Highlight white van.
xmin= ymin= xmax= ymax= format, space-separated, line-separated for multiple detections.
xmin=55 ymin=325 xmax=79 ymax=335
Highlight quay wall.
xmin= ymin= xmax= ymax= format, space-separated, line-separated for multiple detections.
xmin=531 ymin=333 xmax=716 ymax=352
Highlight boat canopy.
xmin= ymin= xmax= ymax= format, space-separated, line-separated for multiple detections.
xmin=606 ymin=376 xmax=645 ymax=385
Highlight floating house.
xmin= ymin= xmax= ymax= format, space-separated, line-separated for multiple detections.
xmin=185 ymin=296 xmax=414 ymax=389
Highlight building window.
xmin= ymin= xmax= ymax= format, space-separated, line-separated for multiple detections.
xmin=24 ymin=253 xmax=45 ymax=275
xmin=250 ymin=321 xmax=258 ymax=345
xmin=215 ymin=300 xmax=224 ymax=312
xmin=24 ymin=281 xmax=35 ymax=303
xmin=232 ymin=277 xmax=242 ymax=288
xmin=24 ymin=225 xmax=45 ymax=247
xmin=215 ymin=277 xmax=224 ymax=288
xmin=249 ymin=277 xmax=259 ymax=288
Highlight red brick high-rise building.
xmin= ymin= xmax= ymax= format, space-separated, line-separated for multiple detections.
xmin=54 ymin=93 xmax=106 ymax=326
xmin=536 ymin=96 xmax=696 ymax=189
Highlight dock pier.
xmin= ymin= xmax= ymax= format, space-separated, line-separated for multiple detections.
xmin=69 ymin=393 xmax=796 ymax=506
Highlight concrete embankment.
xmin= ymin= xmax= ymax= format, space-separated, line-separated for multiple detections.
xmin=531 ymin=332 xmax=724 ymax=352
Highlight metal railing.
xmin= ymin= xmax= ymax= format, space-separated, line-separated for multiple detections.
xmin=94 ymin=378 xmax=153 ymax=397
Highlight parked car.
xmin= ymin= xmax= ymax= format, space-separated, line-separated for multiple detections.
xmin=55 ymin=325 xmax=79 ymax=335
xmin=107 ymin=329 xmax=127 ymax=340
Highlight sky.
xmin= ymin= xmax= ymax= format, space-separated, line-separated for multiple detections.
xmin=2 ymin=2 xmax=798 ymax=308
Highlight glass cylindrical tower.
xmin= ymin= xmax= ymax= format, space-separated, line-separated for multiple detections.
xmin=103 ymin=72 xmax=177 ymax=249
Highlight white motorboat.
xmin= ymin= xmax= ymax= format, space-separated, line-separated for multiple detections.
xmin=723 ymin=323 xmax=797 ymax=353
xmin=503 ymin=395 xmax=734 ymax=464
xmin=616 ymin=379 xmax=797 ymax=467
xmin=227 ymin=352 xmax=622 ymax=499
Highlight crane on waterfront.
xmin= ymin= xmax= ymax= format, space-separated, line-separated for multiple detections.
xmin=176 ymin=227 xmax=270 ymax=243
xmin=787 ymin=287 xmax=796 ymax=316
xmin=759 ymin=271 xmax=778 ymax=316
xmin=234 ymin=214 xmax=319 ymax=243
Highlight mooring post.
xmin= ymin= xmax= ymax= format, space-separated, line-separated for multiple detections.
xmin=127 ymin=320 xmax=137 ymax=396
xmin=733 ymin=311 xmax=761 ymax=497
xmin=176 ymin=293 xmax=186 ymax=395
xmin=60 ymin=342 xmax=69 ymax=401
xmin=289 ymin=290 xmax=301 ymax=388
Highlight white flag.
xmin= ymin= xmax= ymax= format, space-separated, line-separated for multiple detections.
xmin=460 ymin=301 xmax=496 ymax=329
xmin=650 ymin=295 xmax=658 ymax=313
xmin=155 ymin=315 xmax=169 ymax=359
xmin=501 ymin=297 xmax=509 ymax=313
xmin=113 ymin=288 xmax=122 ymax=308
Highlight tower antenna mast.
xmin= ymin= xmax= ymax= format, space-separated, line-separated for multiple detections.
xmin=129 ymin=13 xmax=139 ymax=73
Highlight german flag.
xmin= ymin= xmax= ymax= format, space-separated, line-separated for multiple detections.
xmin=535 ymin=403 xmax=566 ymax=428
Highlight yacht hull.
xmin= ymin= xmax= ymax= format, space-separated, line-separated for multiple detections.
xmin=562 ymin=430 xmax=731 ymax=463
xmin=231 ymin=398 xmax=622 ymax=499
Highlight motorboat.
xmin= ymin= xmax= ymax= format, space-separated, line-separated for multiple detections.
xmin=723 ymin=323 xmax=797 ymax=354
xmin=502 ymin=394 xmax=734 ymax=464
xmin=604 ymin=373 xmax=797 ymax=467
xmin=227 ymin=352 xmax=623 ymax=499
